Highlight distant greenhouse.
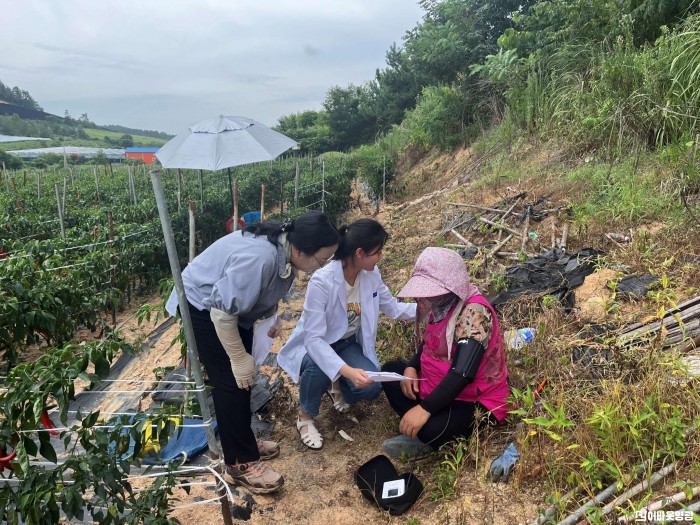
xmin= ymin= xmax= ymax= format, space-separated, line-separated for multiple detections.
xmin=6 ymin=146 xmax=125 ymax=161
xmin=0 ymin=134 xmax=51 ymax=143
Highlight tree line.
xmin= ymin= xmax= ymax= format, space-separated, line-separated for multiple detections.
xmin=275 ymin=0 xmax=700 ymax=156
xmin=0 ymin=79 xmax=42 ymax=111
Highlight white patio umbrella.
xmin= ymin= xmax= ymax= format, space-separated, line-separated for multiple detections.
xmin=155 ymin=115 xmax=298 ymax=170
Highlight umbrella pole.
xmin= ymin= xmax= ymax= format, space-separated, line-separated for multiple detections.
xmin=150 ymin=169 xmax=235 ymax=524
xmin=227 ymin=168 xmax=234 ymax=216
xmin=149 ymin=169 xmax=222 ymax=455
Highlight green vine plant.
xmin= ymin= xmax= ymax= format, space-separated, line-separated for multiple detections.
xmin=0 ymin=334 xmax=184 ymax=525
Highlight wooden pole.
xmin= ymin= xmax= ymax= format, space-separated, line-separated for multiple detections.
xmin=488 ymin=234 xmax=513 ymax=259
xmin=36 ymin=171 xmax=41 ymax=200
xmin=450 ymin=229 xmax=476 ymax=248
xmin=198 ymin=170 xmax=204 ymax=209
xmin=55 ymin=183 xmax=66 ymax=241
xmin=232 ymin=179 xmax=239 ymax=232
xmin=93 ymin=166 xmax=100 ymax=203
xmin=321 ymin=161 xmax=325 ymax=213
xmin=520 ymin=207 xmax=531 ymax=252
xmin=479 ymin=217 xmax=522 ymax=237
xmin=188 ymin=200 xmax=196 ymax=262
xmin=551 ymin=221 xmax=557 ymax=248
xmin=560 ymin=223 xmax=570 ymax=251
xmin=294 ymin=160 xmax=300 ymax=209
xmin=108 ymin=211 xmax=116 ymax=325
xmin=12 ymin=177 xmax=21 ymax=212
xmin=176 ymin=168 xmax=182 ymax=213
xmin=227 ymin=168 xmax=234 ymax=215
xmin=279 ymin=174 xmax=284 ymax=215
xmin=61 ymin=177 xmax=67 ymax=219
xmin=260 ymin=184 xmax=266 ymax=221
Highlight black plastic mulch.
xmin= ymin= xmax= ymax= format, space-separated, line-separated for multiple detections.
xmin=489 ymin=248 xmax=605 ymax=310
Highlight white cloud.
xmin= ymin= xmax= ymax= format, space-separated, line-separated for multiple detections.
xmin=0 ymin=0 xmax=424 ymax=133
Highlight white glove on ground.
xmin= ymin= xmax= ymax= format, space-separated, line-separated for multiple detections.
xmin=210 ymin=308 xmax=256 ymax=389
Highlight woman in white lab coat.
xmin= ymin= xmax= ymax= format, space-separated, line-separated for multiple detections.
xmin=278 ymin=219 xmax=416 ymax=449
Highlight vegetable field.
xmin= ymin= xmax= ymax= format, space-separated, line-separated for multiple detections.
xmin=0 ymin=153 xmax=365 ymax=524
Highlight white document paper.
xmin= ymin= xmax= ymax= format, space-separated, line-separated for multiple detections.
xmin=252 ymin=315 xmax=276 ymax=366
xmin=364 ymin=371 xmax=424 ymax=382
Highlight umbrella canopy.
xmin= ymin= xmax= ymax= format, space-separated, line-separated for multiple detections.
xmin=155 ymin=115 xmax=298 ymax=171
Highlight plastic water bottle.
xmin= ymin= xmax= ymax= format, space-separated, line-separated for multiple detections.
xmin=504 ymin=327 xmax=536 ymax=350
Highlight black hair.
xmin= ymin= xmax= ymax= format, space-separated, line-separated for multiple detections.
xmin=244 ymin=210 xmax=339 ymax=255
xmin=333 ymin=218 xmax=389 ymax=261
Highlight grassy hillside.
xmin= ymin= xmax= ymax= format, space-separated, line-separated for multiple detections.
xmin=354 ymin=124 xmax=700 ymax=524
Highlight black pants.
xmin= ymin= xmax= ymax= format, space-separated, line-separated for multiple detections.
xmin=382 ymin=360 xmax=483 ymax=450
xmin=188 ymin=303 xmax=258 ymax=465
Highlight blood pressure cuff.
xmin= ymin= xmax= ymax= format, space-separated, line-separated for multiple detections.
xmin=452 ymin=338 xmax=484 ymax=381
xmin=354 ymin=455 xmax=423 ymax=516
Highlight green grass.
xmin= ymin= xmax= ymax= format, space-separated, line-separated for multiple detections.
xmin=82 ymin=128 xmax=167 ymax=147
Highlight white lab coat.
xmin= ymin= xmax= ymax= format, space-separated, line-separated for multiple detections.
xmin=278 ymin=260 xmax=416 ymax=383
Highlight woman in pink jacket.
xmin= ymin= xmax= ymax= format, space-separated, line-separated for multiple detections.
xmin=381 ymin=247 xmax=509 ymax=457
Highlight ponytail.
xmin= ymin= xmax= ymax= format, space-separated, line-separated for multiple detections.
xmin=244 ymin=211 xmax=339 ymax=253
xmin=334 ymin=218 xmax=388 ymax=261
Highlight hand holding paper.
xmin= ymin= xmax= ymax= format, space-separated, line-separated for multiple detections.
xmin=364 ymin=371 xmax=425 ymax=383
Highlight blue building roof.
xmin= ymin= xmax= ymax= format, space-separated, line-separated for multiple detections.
xmin=126 ymin=147 xmax=159 ymax=153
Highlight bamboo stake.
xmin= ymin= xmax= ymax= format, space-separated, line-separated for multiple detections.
xmin=198 ymin=170 xmax=203 ymax=209
xmin=521 ymin=209 xmax=531 ymax=252
xmin=560 ymin=223 xmax=570 ymax=251
xmin=450 ymin=229 xmax=476 ymax=248
xmin=447 ymin=202 xmax=507 ymax=213
xmin=177 ymin=169 xmax=182 ymax=213
xmin=188 ymin=201 xmax=196 ymax=263
xmin=232 ymin=179 xmax=239 ymax=232
xmin=279 ymin=175 xmax=284 ymax=215
xmin=108 ymin=211 xmax=116 ymax=325
xmin=488 ymin=234 xmax=513 ymax=259
xmin=93 ymin=166 xmax=100 ymax=203
xmin=55 ymin=183 xmax=66 ymax=241
xmin=260 ymin=183 xmax=266 ymax=221
xmin=294 ymin=160 xmax=300 ymax=209
xmin=480 ymin=217 xmax=522 ymax=237
xmin=618 ymin=485 xmax=700 ymax=523
xmin=530 ymin=487 xmax=581 ymax=525
xmin=36 ymin=171 xmax=41 ymax=200
xmin=498 ymin=200 xmax=520 ymax=242
xmin=557 ymin=459 xmax=652 ymax=525
xmin=598 ymin=462 xmax=676 ymax=518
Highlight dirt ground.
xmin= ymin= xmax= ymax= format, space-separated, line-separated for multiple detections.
xmin=50 ymin=141 xmax=700 ymax=524
xmin=110 ymin=283 xmax=542 ymax=525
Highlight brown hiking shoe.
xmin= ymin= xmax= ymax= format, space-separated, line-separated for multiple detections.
xmin=256 ymin=439 xmax=280 ymax=460
xmin=224 ymin=461 xmax=284 ymax=494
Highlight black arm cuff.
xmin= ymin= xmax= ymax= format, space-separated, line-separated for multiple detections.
xmin=419 ymin=338 xmax=485 ymax=414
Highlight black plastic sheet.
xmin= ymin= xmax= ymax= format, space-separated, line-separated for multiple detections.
xmin=489 ymin=248 xmax=605 ymax=310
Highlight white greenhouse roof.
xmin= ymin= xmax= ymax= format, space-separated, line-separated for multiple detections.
xmin=0 ymin=134 xmax=51 ymax=143
xmin=7 ymin=146 xmax=125 ymax=160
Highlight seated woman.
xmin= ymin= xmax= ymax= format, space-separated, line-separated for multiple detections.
xmin=381 ymin=247 xmax=509 ymax=457
xmin=278 ymin=219 xmax=416 ymax=449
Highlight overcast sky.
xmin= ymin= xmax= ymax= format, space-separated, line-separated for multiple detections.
xmin=1 ymin=1 xmax=425 ymax=134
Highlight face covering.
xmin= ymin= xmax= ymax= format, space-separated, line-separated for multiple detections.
xmin=418 ymin=293 xmax=458 ymax=323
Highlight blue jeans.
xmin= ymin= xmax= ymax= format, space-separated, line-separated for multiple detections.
xmin=299 ymin=335 xmax=382 ymax=417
